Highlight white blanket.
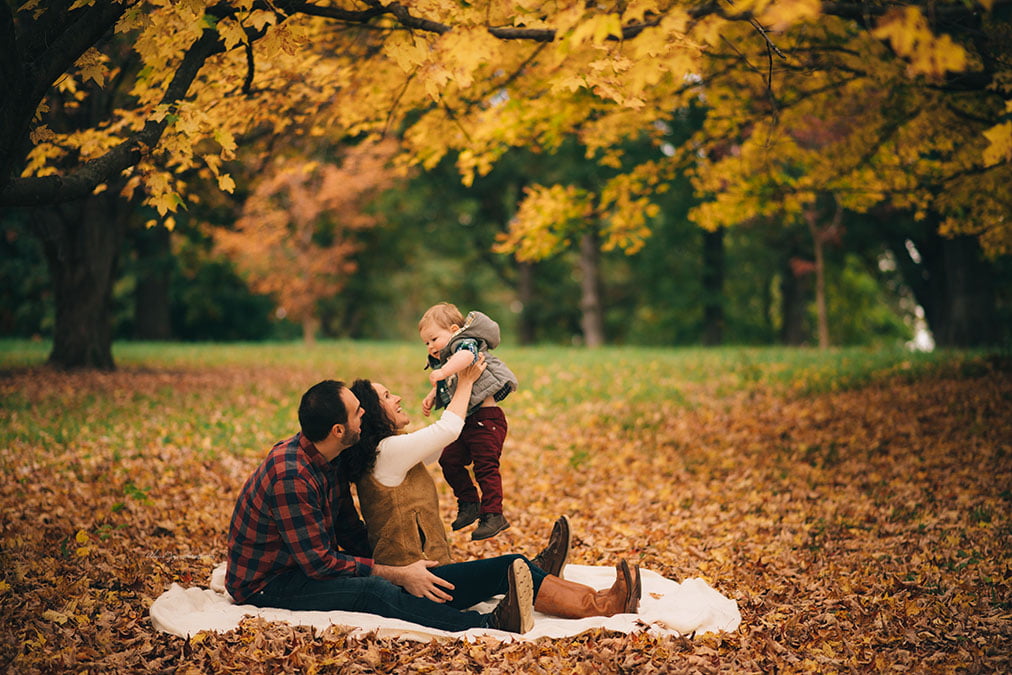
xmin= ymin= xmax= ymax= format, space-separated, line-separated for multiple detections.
xmin=150 ymin=564 xmax=741 ymax=642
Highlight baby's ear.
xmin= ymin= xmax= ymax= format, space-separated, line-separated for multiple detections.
xmin=450 ymin=324 xmax=461 ymax=332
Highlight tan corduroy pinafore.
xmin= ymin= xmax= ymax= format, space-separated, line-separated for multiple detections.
xmin=356 ymin=462 xmax=453 ymax=566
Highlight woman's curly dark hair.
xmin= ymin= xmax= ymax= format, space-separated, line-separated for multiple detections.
xmin=340 ymin=379 xmax=398 ymax=483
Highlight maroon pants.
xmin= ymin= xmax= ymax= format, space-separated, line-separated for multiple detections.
xmin=439 ymin=407 xmax=507 ymax=514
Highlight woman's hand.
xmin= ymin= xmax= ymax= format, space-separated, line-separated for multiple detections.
xmin=444 ymin=353 xmax=485 ymax=419
xmin=373 ymin=560 xmax=455 ymax=603
xmin=455 ymin=353 xmax=486 ymax=386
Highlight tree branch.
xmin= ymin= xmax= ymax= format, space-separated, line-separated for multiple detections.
xmin=283 ymin=1 xmax=387 ymax=23
xmin=1 ymin=1 xmax=133 ymax=192
xmin=0 ymin=30 xmax=224 ymax=207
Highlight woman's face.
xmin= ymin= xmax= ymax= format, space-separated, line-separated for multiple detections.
xmin=372 ymin=382 xmax=410 ymax=429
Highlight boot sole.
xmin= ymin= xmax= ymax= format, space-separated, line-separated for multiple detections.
xmin=451 ymin=517 xmax=479 ymax=531
xmin=471 ymin=521 xmax=510 ymax=541
xmin=451 ymin=505 xmax=481 ymax=531
xmin=509 ymin=559 xmax=534 ymax=634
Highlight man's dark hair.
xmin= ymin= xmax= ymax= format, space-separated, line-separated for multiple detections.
xmin=298 ymin=380 xmax=348 ymax=442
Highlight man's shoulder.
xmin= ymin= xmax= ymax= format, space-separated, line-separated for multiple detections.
xmin=263 ymin=434 xmax=309 ymax=475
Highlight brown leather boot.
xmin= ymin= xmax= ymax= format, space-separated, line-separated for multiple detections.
xmin=531 ymin=515 xmax=570 ymax=578
xmin=533 ymin=559 xmax=641 ymax=619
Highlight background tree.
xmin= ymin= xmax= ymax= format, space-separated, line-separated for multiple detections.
xmin=215 ymin=139 xmax=401 ymax=344
xmin=3 ymin=0 xmax=1010 ymax=365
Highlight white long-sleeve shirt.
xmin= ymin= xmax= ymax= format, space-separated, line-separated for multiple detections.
xmin=371 ymin=410 xmax=465 ymax=487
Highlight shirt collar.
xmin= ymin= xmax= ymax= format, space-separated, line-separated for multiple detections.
xmin=298 ymin=433 xmax=336 ymax=473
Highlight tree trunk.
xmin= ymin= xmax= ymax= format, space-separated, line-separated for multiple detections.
xmin=780 ymin=253 xmax=811 ymax=346
xmin=805 ymin=207 xmax=831 ymax=350
xmin=33 ymin=192 xmax=128 ymax=370
xmin=874 ymin=205 xmax=1000 ymax=348
xmin=578 ymin=232 xmax=605 ymax=348
xmin=516 ymin=261 xmax=536 ymax=345
xmin=701 ymin=227 xmax=724 ymax=346
xmin=935 ymin=236 xmax=996 ymax=347
xmin=133 ymin=223 xmax=172 ymax=340
xmin=891 ymin=230 xmax=997 ymax=348
xmin=302 ymin=315 xmax=319 ymax=346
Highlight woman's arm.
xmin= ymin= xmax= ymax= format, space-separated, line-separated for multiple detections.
xmin=372 ymin=411 xmax=465 ymax=486
xmin=444 ymin=354 xmax=484 ymax=418
xmin=372 ymin=357 xmax=486 ymax=487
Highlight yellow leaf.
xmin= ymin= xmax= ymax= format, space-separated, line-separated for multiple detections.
xmin=247 ymin=9 xmax=276 ymax=32
xmin=623 ymin=0 xmax=661 ymax=23
xmin=871 ymin=7 xmax=967 ymax=76
xmin=385 ymin=32 xmax=430 ymax=72
xmin=982 ymin=121 xmax=1012 ymax=167
xmin=43 ymin=609 xmax=69 ymax=625
xmin=217 ymin=173 xmax=236 ymax=193
xmin=217 ymin=17 xmax=247 ymax=50
xmin=75 ymin=530 xmax=89 ymax=544
xmin=214 ymin=129 xmax=237 ymax=157
xmin=757 ymin=0 xmax=821 ymax=31
xmin=29 ymin=125 xmax=55 ymax=144
xmin=570 ymin=14 xmax=623 ymax=47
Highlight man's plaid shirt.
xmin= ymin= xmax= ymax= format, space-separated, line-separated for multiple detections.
xmin=226 ymin=433 xmax=373 ymax=603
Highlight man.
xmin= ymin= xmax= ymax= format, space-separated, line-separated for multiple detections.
xmin=225 ymin=379 xmax=534 ymax=633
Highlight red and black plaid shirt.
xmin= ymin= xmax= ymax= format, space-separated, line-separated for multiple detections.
xmin=226 ymin=433 xmax=373 ymax=603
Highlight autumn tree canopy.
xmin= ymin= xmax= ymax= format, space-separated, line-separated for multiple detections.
xmin=214 ymin=138 xmax=401 ymax=342
xmin=2 ymin=0 xmax=1010 ymax=258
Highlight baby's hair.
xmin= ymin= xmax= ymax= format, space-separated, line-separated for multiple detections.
xmin=419 ymin=302 xmax=464 ymax=331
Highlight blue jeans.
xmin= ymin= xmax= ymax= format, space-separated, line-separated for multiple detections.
xmin=431 ymin=554 xmax=547 ymax=609
xmin=249 ymin=554 xmax=547 ymax=633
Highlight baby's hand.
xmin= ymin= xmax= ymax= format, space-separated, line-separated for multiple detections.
xmin=422 ymin=390 xmax=435 ymax=417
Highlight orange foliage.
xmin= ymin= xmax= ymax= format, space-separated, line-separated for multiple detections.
xmin=1 ymin=358 xmax=1009 ymax=671
xmin=215 ymin=140 xmax=402 ymax=326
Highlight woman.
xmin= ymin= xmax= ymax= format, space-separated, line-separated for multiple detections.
xmin=342 ymin=359 xmax=641 ymax=625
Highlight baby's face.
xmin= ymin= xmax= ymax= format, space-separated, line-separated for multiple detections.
xmin=420 ymin=322 xmax=457 ymax=360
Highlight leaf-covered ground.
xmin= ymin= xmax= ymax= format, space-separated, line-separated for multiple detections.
xmin=1 ymin=344 xmax=1009 ymax=673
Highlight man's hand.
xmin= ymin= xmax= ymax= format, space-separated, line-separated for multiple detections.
xmin=373 ymin=560 xmax=455 ymax=603
xmin=422 ymin=389 xmax=436 ymax=417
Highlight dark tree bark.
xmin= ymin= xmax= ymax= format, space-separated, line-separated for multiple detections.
xmin=132 ymin=224 xmax=173 ymax=340
xmin=32 ymin=191 xmax=130 ymax=370
xmin=578 ymin=232 xmax=605 ymax=348
xmin=889 ymin=229 xmax=998 ymax=348
xmin=701 ymin=227 xmax=725 ymax=346
xmin=780 ymin=247 xmax=812 ymax=346
xmin=932 ymin=236 xmax=996 ymax=347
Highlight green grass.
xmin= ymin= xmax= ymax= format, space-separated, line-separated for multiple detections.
xmin=0 ymin=338 xmax=995 ymax=398
xmin=1 ymin=339 xmax=997 ymax=463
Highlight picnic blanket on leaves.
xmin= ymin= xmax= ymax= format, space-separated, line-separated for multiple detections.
xmin=150 ymin=563 xmax=741 ymax=642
